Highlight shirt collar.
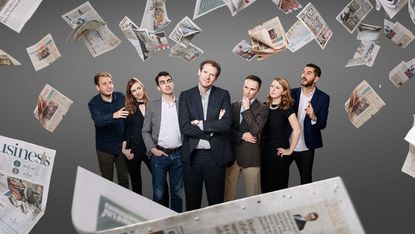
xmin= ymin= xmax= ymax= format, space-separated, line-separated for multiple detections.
xmin=198 ymin=84 xmax=212 ymax=97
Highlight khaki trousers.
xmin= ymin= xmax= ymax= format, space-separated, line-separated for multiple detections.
xmin=224 ymin=160 xmax=260 ymax=201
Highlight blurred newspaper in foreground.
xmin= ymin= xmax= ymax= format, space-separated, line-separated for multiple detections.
xmin=34 ymin=84 xmax=73 ymax=133
xmin=0 ymin=49 xmax=21 ymax=66
xmin=61 ymin=1 xmax=121 ymax=58
xmin=345 ymin=80 xmax=385 ymax=128
xmin=26 ymin=34 xmax=61 ymax=71
xmin=0 ymin=135 xmax=55 ymax=234
xmin=72 ymin=168 xmax=364 ymax=234
xmin=0 ymin=0 xmax=42 ymax=33
xmin=389 ymin=58 xmax=415 ymax=88
xmin=402 ymin=114 xmax=415 ymax=178
xmin=72 ymin=167 xmax=176 ymax=233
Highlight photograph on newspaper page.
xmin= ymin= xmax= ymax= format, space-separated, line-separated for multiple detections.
xmin=0 ymin=0 xmax=42 ymax=33
xmin=384 ymin=19 xmax=415 ymax=48
xmin=286 ymin=19 xmax=314 ymax=52
xmin=410 ymin=0 xmax=415 ymax=24
xmin=345 ymin=80 xmax=385 ymax=128
xmin=95 ymin=177 xmax=364 ymax=234
xmin=26 ymin=34 xmax=61 ymax=71
xmin=169 ymin=43 xmax=204 ymax=63
xmin=223 ymin=0 xmax=256 ymax=16
xmin=389 ymin=59 xmax=415 ymax=88
xmin=34 ymin=84 xmax=74 ymax=133
xmin=169 ymin=16 xmax=202 ymax=46
xmin=336 ymin=0 xmax=373 ymax=34
xmin=61 ymin=1 xmax=121 ymax=57
xmin=279 ymin=0 xmax=302 ymax=14
xmin=71 ymin=167 xmax=176 ymax=233
xmin=193 ymin=0 xmax=226 ymax=19
xmin=0 ymin=49 xmax=21 ymax=65
xmin=402 ymin=115 xmax=415 ymax=178
xmin=232 ymin=40 xmax=256 ymax=61
xmin=140 ymin=0 xmax=170 ymax=32
xmin=357 ymin=23 xmax=382 ymax=43
xmin=296 ymin=2 xmax=333 ymax=49
xmin=345 ymin=42 xmax=380 ymax=67
xmin=377 ymin=0 xmax=408 ymax=19
xmin=153 ymin=31 xmax=170 ymax=51
xmin=0 ymin=135 xmax=55 ymax=234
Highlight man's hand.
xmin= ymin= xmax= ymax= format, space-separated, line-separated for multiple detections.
xmin=218 ymin=108 xmax=226 ymax=120
xmin=242 ymin=97 xmax=250 ymax=110
xmin=113 ymin=107 xmax=129 ymax=119
xmin=151 ymin=147 xmax=168 ymax=157
xmin=242 ymin=132 xmax=257 ymax=143
xmin=305 ymin=101 xmax=317 ymax=121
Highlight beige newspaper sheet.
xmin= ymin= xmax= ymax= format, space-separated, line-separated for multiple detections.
xmin=26 ymin=33 xmax=61 ymax=71
xmin=83 ymin=177 xmax=364 ymax=234
xmin=0 ymin=135 xmax=55 ymax=234
xmin=297 ymin=2 xmax=333 ymax=49
xmin=345 ymin=80 xmax=385 ymax=128
xmin=223 ymin=0 xmax=256 ymax=16
xmin=248 ymin=16 xmax=288 ymax=60
xmin=389 ymin=58 xmax=415 ymax=87
xmin=0 ymin=49 xmax=21 ymax=65
xmin=384 ymin=19 xmax=414 ymax=48
xmin=140 ymin=0 xmax=170 ymax=32
xmin=34 ymin=84 xmax=73 ymax=133
xmin=345 ymin=42 xmax=380 ymax=67
xmin=232 ymin=40 xmax=256 ymax=61
xmin=402 ymin=115 xmax=415 ymax=178
xmin=0 ymin=0 xmax=42 ymax=33
xmin=71 ymin=167 xmax=176 ymax=233
xmin=193 ymin=0 xmax=226 ymax=19
xmin=169 ymin=42 xmax=204 ymax=63
xmin=61 ymin=1 xmax=121 ymax=58
xmin=336 ymin=0 xmax=373 ymax=34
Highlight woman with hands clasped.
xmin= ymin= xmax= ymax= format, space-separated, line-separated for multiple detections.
xmin=261 ymin=77 xmax=301 ymax=193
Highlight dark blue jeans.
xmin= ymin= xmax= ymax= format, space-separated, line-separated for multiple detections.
xmin=151 ymin=150 xmax=183 ymax=212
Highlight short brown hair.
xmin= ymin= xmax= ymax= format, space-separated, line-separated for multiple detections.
xmin=199 ymin=60 xmax=221 ymax=78
xmin=94 ymin=72 xmax=112 ymax=85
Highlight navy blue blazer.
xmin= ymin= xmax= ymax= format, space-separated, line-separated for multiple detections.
xmin=291 ymin=87 xmax=330 ymax=149
xmin=179 ymin=86 xmax=233 ymax=166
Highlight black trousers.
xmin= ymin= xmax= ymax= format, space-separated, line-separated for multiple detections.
xmin=261 ymin=149 xmax=315 ymax=193
xmin=183 ymin=149 xmax=225 ymax=211
xmin=125 ymin=153 xmax=151 ymax=195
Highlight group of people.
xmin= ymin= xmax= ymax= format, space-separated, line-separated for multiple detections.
xmin=88 ymin=60 xmax=330 ymax=213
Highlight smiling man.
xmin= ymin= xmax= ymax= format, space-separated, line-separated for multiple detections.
xmin=179 ymin=60 xmax=233 ymax=211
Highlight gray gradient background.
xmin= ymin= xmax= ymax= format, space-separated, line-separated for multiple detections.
xmin=1 ymin=0 xmax=414 ymax=233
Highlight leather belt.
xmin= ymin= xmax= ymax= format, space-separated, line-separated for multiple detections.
xmin=156 ymin=145 xmax=182 ymax=154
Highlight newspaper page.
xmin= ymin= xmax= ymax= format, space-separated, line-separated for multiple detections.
xmin=169 ymin=16 xmax=202 ymax=47
xmin=72 ymin=167 xmax=176 ymax=233
xmin=384 ymin=19 xmax=415 ymax=48
xmin=402 ymin=115 xmax=415 ymax=178
xmin=140 ymin=0 xmax=170 ymax=32
xmin=248 ymin=16 xmax=288 ymax=60
xmin=169 ymin=42 xmax=204 ymax=63
xmin=232 ymin=40 xmax=256 ymax=61
xmin=345 ymin=80 xmax=385 ymax=128
xmin=0 ymin=0 xmax=42 ymax=33
xmin=279 ymin=0 xmax=302 ymax=14
xmin=345 ymin=42 xmax=380 ymax=67
xmin=0 ymin=135 xmax=55 ymax=234
xmin=0 ymin=49 xmax=21 ymax=65
xmin=26 ymin=34 xmax=61 ymax=71
xmin=336 ymin=0 xmax=373 ymax=34
xmin=193 ymin=0 xmax=225 ymax=19
xmin=66 ymin=20 xmax=105 ymax=43
xmin=286 ymin=19 xmax=314 ymax=52
xmin=33 ymin=84 xmax=73 ymax=133
xmin=356 ymin=23 xmax=382 ymax=44
xmin=376 ymin=0 xmax=408 ymax=19
xmin=61 ymin=1 xmax=121 ymax=58
xmin=388 ymin=58 xmax=415 ymax=87
xmin=297 ymin=2 xmax=333 ymax=49
xmin=152 ymin=31 xmax=170 ymax=51
xmin=91 ymin=177 xmax=364 ymax=234
xmin=223 ymin=0 xmax=256 ymax=16
xmin=410 ymin=0 xmax=415 ymax=24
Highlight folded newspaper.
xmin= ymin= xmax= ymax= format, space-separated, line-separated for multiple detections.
xmin=26 ymin=33 xmax=61 ymax=71
xmin=0 ymin=135 xmax=55 ymax=234
xmin=402 ymin=114 xmax=415 ymax=178
xmin=356 ymin=23 xmax=382 ymax=44
xmin=61 ymin=1 xmax=121 ymax=58
xmin=384 ymin=19 xmax=414 ymax=48
xmin=278 ymin=0 xmax=303 ymax=14
xmin=389 ymin=58 xmax=415 ymax=88
xmin=169 ymin=42 xmax=204 ymax=63
xmin=336 ymin=0 xmax=373 ymax=34
xmin=223 ymin=0 xmax=256 ymax=16
xmin=345 ymin=42 xmax=380 ymax=67
xmin=169 ymin=16 xmax=202 ymax=47
xmin=72 ymin=167 xmax=176 ymax=233
xmin=34 ymin=84 xmax=73 ymax=133
xmin=248 ymin=16 xmax=288 ymax=61
xmin=140 ymin=0 xmax=170 ymax=32
xmin=375 ymin=0 xmax=408 ymax=19
xmin=72 ymin=171 xmax=365 ymax=234
xmin=232 ymin=40 xmax=256 ymax=61
xmin=0 ymin=0 xmax=42 ymax=33
xmin=345 ymin=80 xmax=385 ymax=128
xmin=193 ymin=0 xmax=226 ymax=19
xmin=0 ymin=49 xmax=21 ymax=65
xmin=297 ymin=2 xmax=333 ymax=49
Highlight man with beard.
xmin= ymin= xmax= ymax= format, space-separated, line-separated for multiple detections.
xmin=291 ymin=63 xmax=330 ymax=185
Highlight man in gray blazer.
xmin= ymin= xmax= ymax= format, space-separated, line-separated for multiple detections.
xmin=142 ymin=71 xmax=183 ymax=212
xmin=224 ymin=75 xmax=268 ymax=201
